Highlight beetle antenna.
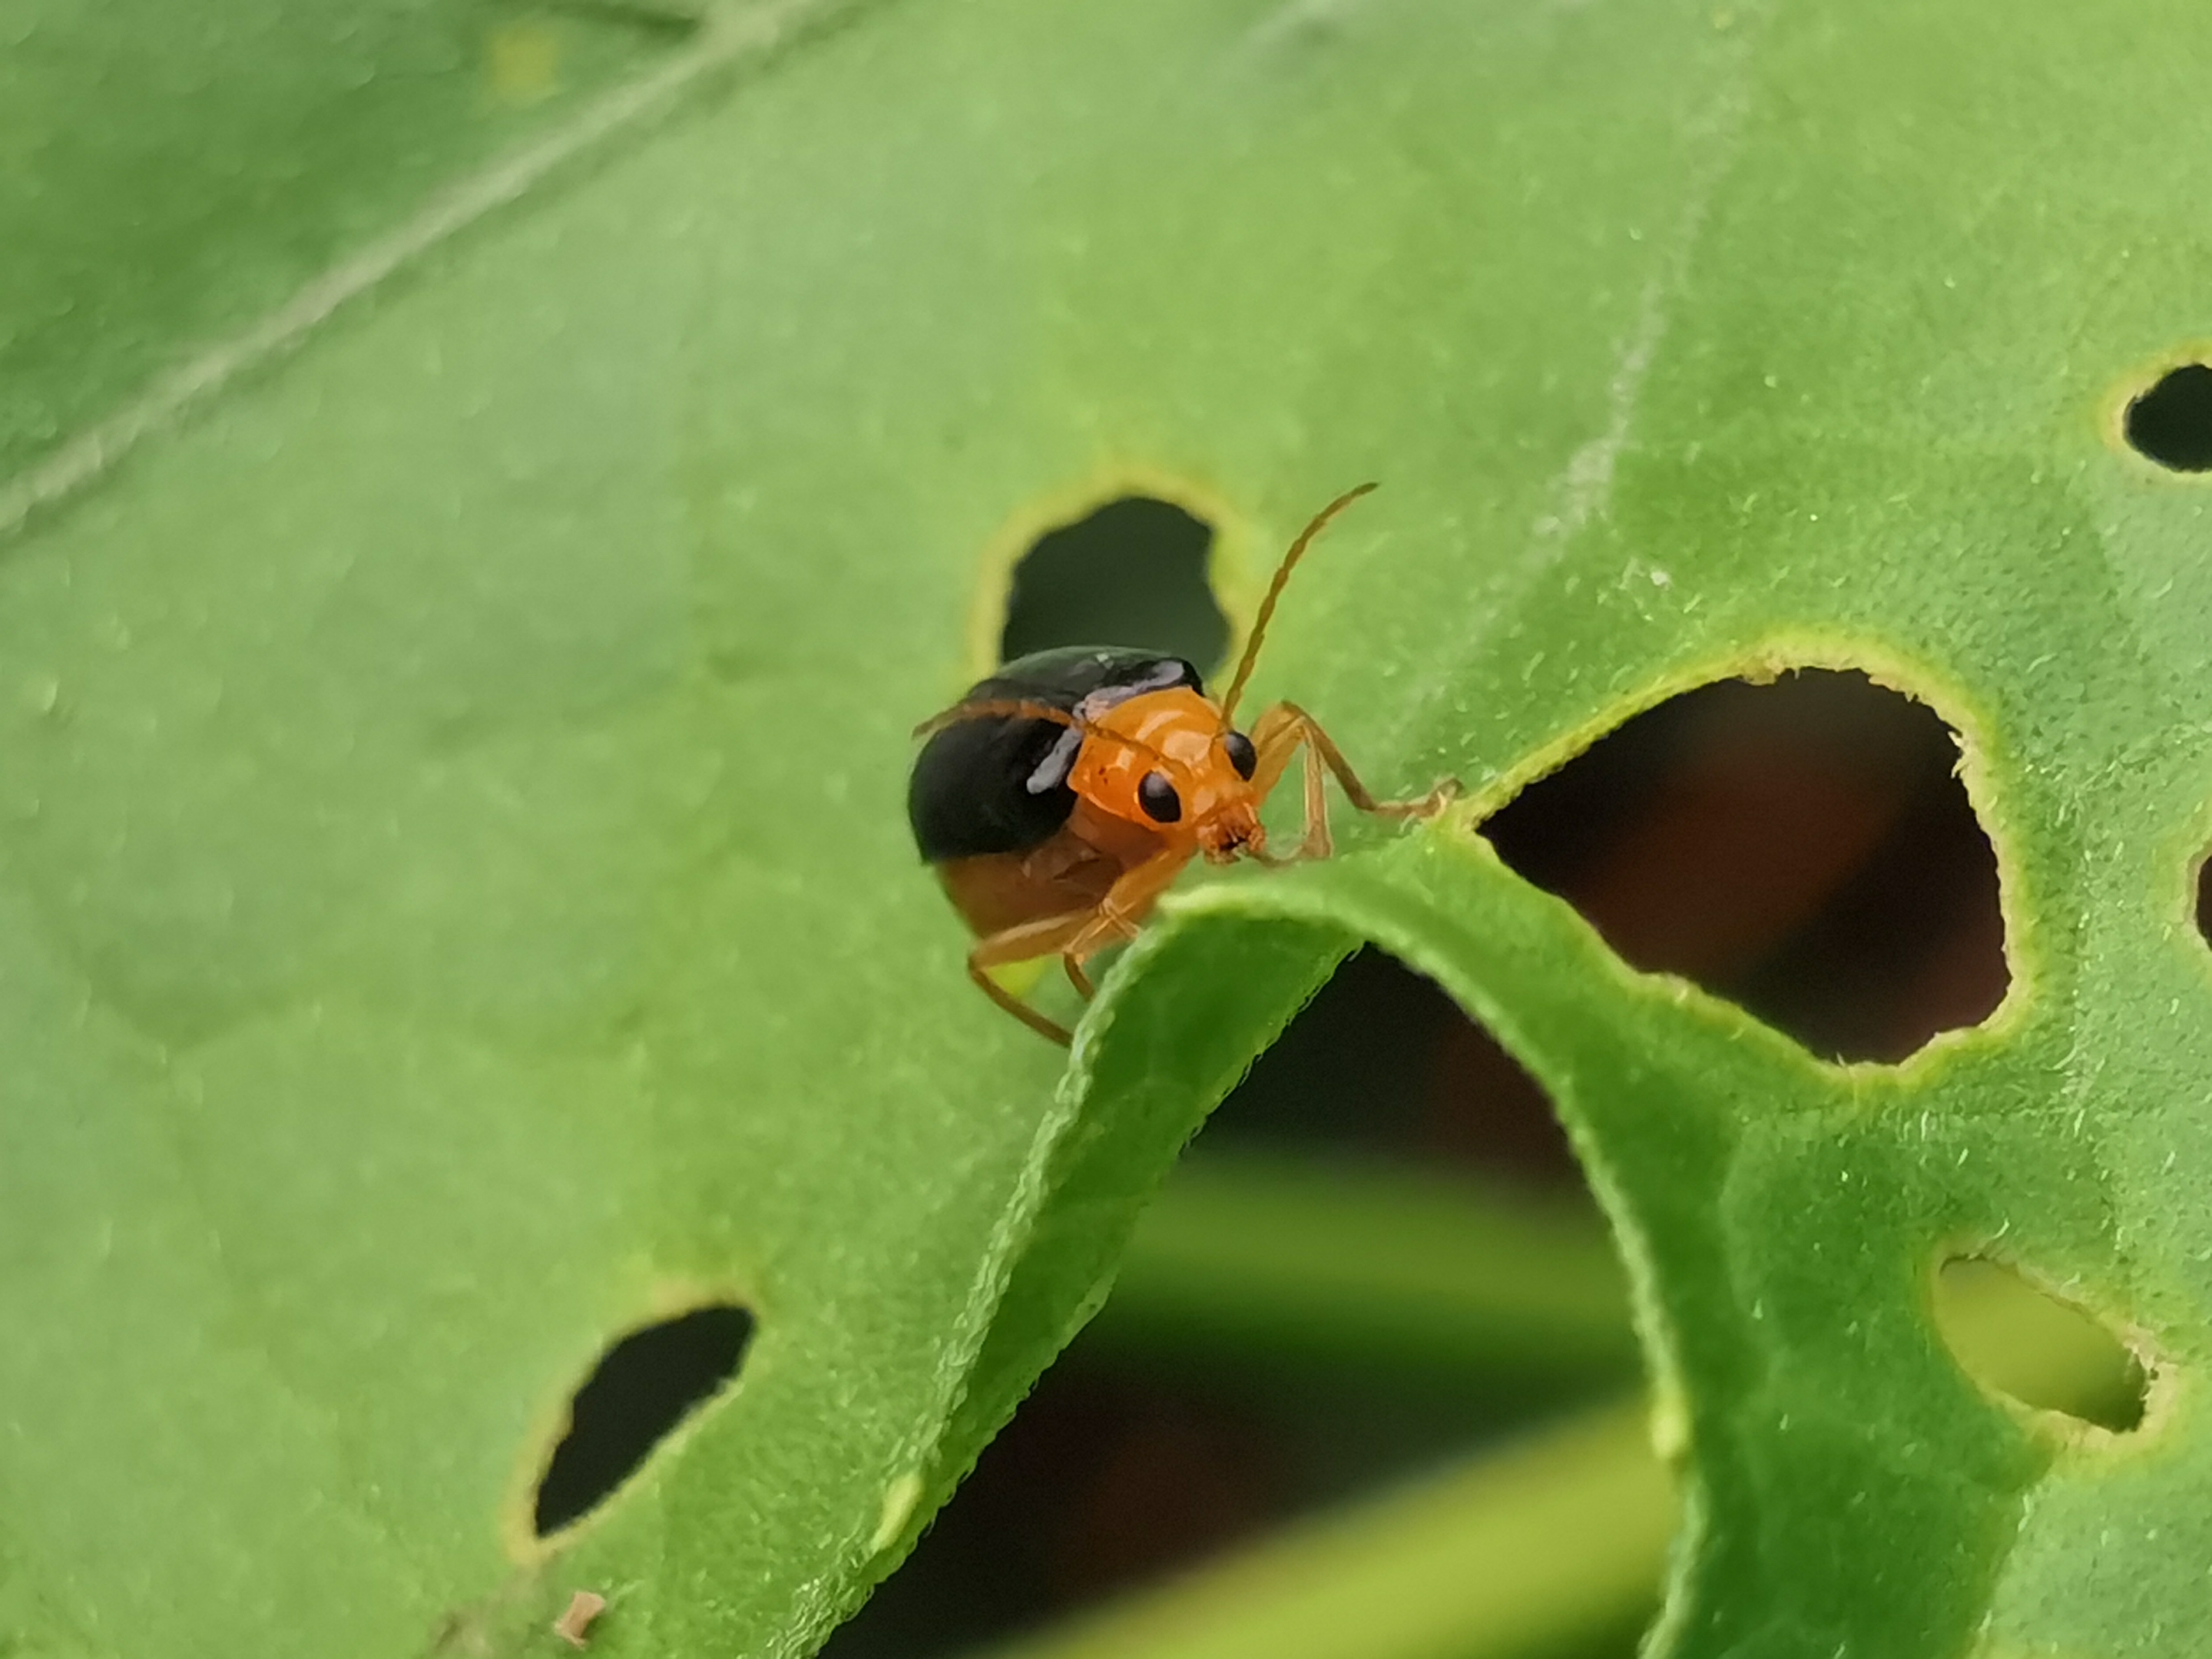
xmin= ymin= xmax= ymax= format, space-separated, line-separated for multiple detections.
xmin=912 ymin=697 xmax=1174 ymax=768
xmin=1220 ymin=482 xmax=1378 ymax=726
xmin=912 ymin=698 xmax=1088 ymax=741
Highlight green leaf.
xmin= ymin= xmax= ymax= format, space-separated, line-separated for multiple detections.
xmin=0 ymin=0 xmax=687 ymax=493
xmin=5 ymin=0 xmax=2210 ymax=1654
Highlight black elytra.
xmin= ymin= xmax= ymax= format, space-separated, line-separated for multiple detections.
xmin=907 ymin=647 xmax=1203 ymax=861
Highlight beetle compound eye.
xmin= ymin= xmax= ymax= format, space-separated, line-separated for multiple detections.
xmin=1137 ymin=772 xmax=1184 ymax=823
xmin=1223 ymin=731 xmax=1257 ymax=780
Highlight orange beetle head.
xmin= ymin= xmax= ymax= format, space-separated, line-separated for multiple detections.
xmin=1067 ymin=687 xmax=1265 ymax=863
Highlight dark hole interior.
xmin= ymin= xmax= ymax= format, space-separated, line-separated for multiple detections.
xmin=827 ymin=950 xmax=1616 ymax=1659
xmin=1482 ymin=669 xmax=2008 ymax=1063
xmin=533 ymin=1303 xmax=754 ymax=1536
xmin=2123 ymin=362 xmax=2212 ymax=472
xmin=1190 ymin=948 xmax=1579 ymax=1181
xmin=998 ymin=496 xmax=1228 ymax=674
xmin=2195 ymin=853 xmax=2212 ymax=950
xmin=1932 ymin=1257 xmax=2148 ymax=1432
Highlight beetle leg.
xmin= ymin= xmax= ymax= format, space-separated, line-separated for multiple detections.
xmin=968 ymin=909 xmax=1097 ymax=1045
xmin=1246 ymin=701 xmax=1459 ymax=863
xmin=1065 ymin=955 xmax=1097 ymax=999
xmin=966 ymin=849 xmax=1194 ymax=1045
xmin=1063 ymin=849 xmax=1189 ymax=959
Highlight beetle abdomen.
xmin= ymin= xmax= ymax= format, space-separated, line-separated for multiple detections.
xmin=907 ymin=647 xmax=1201 ymax=862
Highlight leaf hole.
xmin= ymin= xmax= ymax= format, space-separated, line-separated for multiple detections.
xmin=1198 ymin=947 xmax=1584 ymax=1186
xmin=1482 ymin=668 xmax=2007 ymax=1063
xmin=998 ymin=497 xmax=1228 ymax=673
xmin=2123 ymin=361 xmax=2212 ymax=472
xmin=532 ymin=1302 xmax=754 ymax=1537
xmin=1932 ymin=1256 xmax=2148 ymax=1433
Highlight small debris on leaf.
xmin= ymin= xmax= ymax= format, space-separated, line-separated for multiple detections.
xmin=553 ymin=1591 xmax=607 ymax=1649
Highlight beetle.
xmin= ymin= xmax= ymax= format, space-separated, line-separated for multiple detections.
xmin=907 ymin=483 xmax=1456 ymax=1045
